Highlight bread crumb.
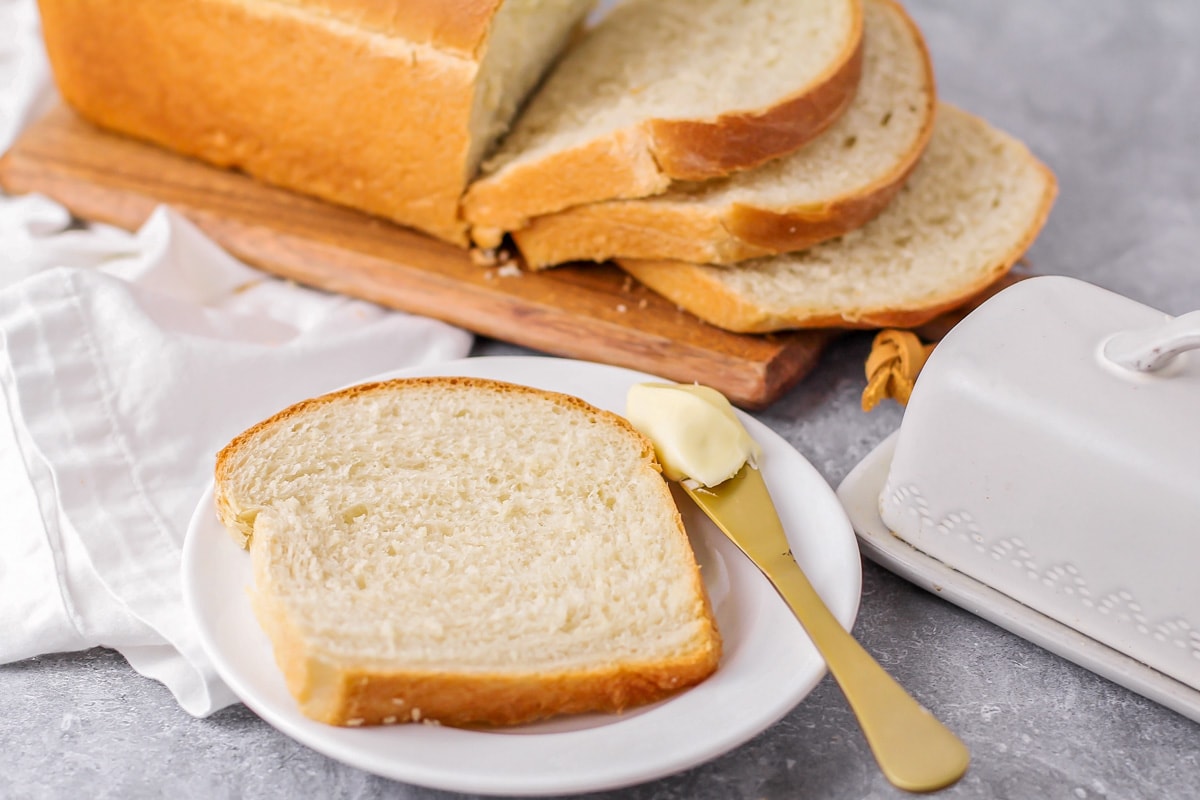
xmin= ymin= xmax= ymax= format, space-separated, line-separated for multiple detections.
xmin=470 ymin=248 xmax=499 ymax=267
xmin=231 ymin=280 xmax=263 ymax=295
xmin=637 ymin=298 xmax=648 ymax=309
xmin=346 ymin=718 xmax=365 ymax=727
xmin=621 ymin=275 xmax=634 ymax=293
xmin=411 ymin=708 xmax=422 ymax=722
xmin=497 ymin=263 xmax=522 ymax=278
xmin=616 ymin=304 xmax=628 ymax=313
xmin=382 ymin=716 xmax=398 ymax=725
xmin=391 ymin=698 xmax=406 ymax=706
xmin=421 ymin=719 xmax=442 ymax=727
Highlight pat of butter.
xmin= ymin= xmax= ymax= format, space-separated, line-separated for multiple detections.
xmin=626 ymin=382 xmax=762 ymax=487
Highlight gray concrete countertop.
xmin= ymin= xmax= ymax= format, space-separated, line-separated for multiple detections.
xmin=4 ymin=0 xmax=1199 ymax=797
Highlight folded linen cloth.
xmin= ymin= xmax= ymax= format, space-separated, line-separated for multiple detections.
xmin=1 ymin=0 xmax=473 ymax=717
xmin=0 ymin=202 xmax=473 ymax=717
xmin=0 ymin=0 xmax=52 ymax=155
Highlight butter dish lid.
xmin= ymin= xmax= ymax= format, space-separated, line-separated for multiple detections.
xmin=915 ymin=275 xmax=1200 ymax=473
xmin=875 ymin=275 xmax=1200 ymax=696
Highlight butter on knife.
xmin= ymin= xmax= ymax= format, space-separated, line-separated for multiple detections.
xmin=626 ymin=382 xmax=761 ymax=488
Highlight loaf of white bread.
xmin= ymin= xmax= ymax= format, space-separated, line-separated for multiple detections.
xmin=38 ymin=0 xmax=865 ymax=251
xmin=214 ymin=377 xmax=722 ymax=727
xmin=38 ymin=0 xmax=1055 ymax=334
xmin=37 ymin=0 xmax=596 ymax=245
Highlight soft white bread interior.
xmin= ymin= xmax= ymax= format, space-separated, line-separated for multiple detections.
xmin=36 ymin=0 xmax=593 ymax=245
xmin=512 ymin=0 xmax=934 ymax=269
xmin=618 ymin=104 xmax=1057 ymax=332
xmin=462 ymin=0 xmax=865 ymax=243
xmin=214 ymin=377 xmax=721 ymax=727
xmin=464 ymin=0 xmax=598 ymax=179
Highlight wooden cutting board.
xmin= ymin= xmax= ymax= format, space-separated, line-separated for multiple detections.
xmin=0 ymin=105 xmax=836 ymax=409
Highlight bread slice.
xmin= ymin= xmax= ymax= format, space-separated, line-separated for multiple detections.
xmin=618 ymin=105 xmax=1057 ymax=332
xmin=37 ymin=0 xmax=593 ymax=245
xmin=214 ymin=377 xmax=721 ymax=727
xmin=511 ymin=0 xmax=934 ymax=269
xmin=462 ymin=0 xmax=865 ymax=245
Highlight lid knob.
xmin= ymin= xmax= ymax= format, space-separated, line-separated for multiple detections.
xmin=1103 ymin=310 xmax=1200 ymax=372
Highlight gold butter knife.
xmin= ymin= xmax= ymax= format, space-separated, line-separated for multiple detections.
xmin=682 ymin=464 xmax=970 ymax=793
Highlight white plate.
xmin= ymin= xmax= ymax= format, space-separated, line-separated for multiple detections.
xmin=182 ymin=356 xmax=862 ymax=796
xmin=837 ymin=432 xmax=1200 ymax=725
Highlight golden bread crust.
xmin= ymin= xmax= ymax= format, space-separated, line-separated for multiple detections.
xmin=462 ymin=0 xmax=866 ymax=237
xmin=616 ymin=131 xmax=1059 ymax=332
xmin=511 ymin=0 xmax=932 ymax=269
xmin=646 ymin=25 xmax=865 ymax=182
xmin=37 ymin=0 xmax=492 ymax=244
xmin=514 ymin=202 xmax=734 ymax=268
xmin=276 ymin=0 xmax=504 ymax=54
xmin=462 ymin=127 xmax=673 ymax=238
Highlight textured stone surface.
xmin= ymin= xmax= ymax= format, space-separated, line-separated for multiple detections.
xmin=5 ymin=0 xmax=1200 ymax=797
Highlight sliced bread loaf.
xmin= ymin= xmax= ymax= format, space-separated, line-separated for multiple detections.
xmin=214 ymin=377 xmax=721 ymax=727
xmin=618 ymin=105 xmax=1057 ymax=332
xmin=38 ymin=0 xmax=593 ymax=245
xmin=462 ymin=0 xmax=865 ymax=246
xmin=511 ymin=0 xmax=934 ymax=269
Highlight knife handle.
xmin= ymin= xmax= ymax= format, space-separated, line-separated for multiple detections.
xmin=762 ymin=552 xmax=970 ymax=793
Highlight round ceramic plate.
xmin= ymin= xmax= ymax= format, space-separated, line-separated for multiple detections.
xmin=181 ymin=356 xmax=862 ymax=796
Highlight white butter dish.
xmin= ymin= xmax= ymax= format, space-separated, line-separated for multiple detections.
xmin=837 ymin=434 xmax=1200 ymax=724
xmin=872 ymin=276 xmax=1200 ymax=694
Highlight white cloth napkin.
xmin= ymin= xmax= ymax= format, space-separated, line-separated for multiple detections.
xmin=0 ymin=0 xmax=52 ymax=155
xmin=0 ymin=0 xmax=474 ymax=717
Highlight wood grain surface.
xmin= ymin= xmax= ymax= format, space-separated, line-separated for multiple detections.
xmin=0 ymin=105 xmax=836 ymax=409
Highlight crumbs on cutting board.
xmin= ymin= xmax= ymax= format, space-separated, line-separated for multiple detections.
xmin=474 ymin=245 xmax=524 ymax=279
xmin=471 ymin=246 xmax=515 ymax=266
xmin=498 ymin=263 xmax=521 ymax=277
xmin=482 ymin=263 xmax=522 ymax=279
xmin=470 ymin=248 xmax=498 ymax=267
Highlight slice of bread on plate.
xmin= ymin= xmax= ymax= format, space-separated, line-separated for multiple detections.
xmin=512 ymin=0 xmax=935 ymax=269
xmin=37 ymin=0 xmax=594 ymax=245
xmin=618 ymin=104 xmax=1057 ymax=332
xmin=462 ymin=0 xmax=865 ymax=245
xmin=213 ymin=377 xmax=721 ymax=727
